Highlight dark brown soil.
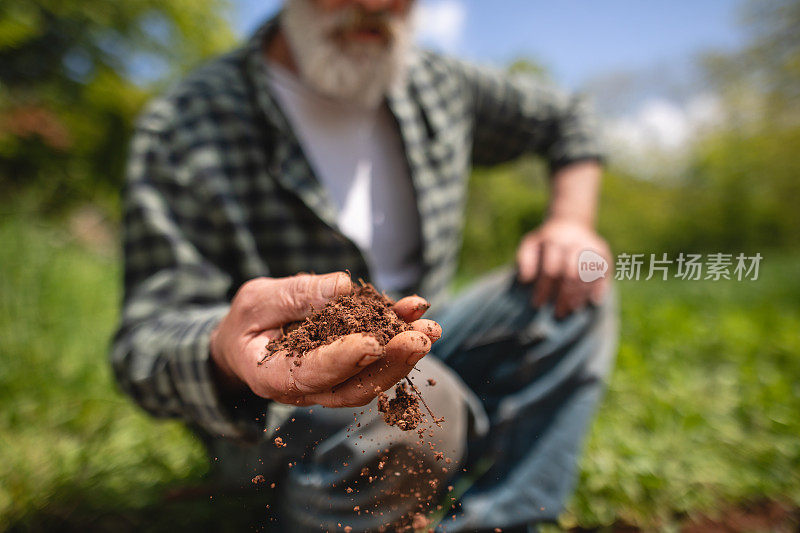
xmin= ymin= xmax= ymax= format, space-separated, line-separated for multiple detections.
xmin=264 ymin=282 xmax=411 ymax=359
xmin=681 ymin=500 xmax=799 ymax=533
xmin=378 ymin=382 xmax=425 ymax=431
xmin=565 ymin=500 xmax=800 ymax=532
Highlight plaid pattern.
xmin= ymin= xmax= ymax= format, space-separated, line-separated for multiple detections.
xmin=111 ymin=18 xmax=603 ymax=442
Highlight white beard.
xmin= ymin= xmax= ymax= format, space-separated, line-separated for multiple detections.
xmin=280 ymin=0 xmax=413 ymax=108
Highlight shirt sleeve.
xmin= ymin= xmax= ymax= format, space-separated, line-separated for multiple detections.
xmin=454 ymin=60 xmax=605 ymax=171
xmin=110 ymin=109 xmax=268 ymax=443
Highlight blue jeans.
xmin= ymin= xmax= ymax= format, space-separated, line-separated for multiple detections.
xmin=203 ymin=268 xmax=618 ymax=531
xmin=425 ymin=268 xmax=618 ymax=531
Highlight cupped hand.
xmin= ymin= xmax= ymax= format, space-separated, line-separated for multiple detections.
xmin=516 ymin=218 xmax=611 ymax=318
xmin=210 ymin=272 xmax=441 ymax=408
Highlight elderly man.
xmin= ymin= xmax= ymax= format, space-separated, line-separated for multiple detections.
xmin=112 ymin=0 xmax=617 ymax=530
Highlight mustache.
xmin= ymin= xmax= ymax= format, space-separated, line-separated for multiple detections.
xmin=329 ymin=7 xmax=401 ymax=43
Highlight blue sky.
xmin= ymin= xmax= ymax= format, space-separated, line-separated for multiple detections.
xmin=231 ymin=0 xmax=747 ymax=88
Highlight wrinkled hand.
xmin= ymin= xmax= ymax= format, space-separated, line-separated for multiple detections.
xmin=210 ymin=272 xmax=440 ymax=408
xmin=516 ymin=219 xmax=611 ymax=318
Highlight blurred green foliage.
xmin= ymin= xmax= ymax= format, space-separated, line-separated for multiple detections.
xmin=0 ymin=0 xmax=234 ymax=214
xmin=459 ymin=120 xmax=800 ymax=279
xmin=704 ymin=0 xmax=800 ymax=126
xmin=673 ymin=126 xmax=800 ymax=252
xmin=0 ymin=216 xmax=197 ymax=528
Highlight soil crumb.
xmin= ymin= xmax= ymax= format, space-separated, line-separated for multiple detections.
xmin=378 ymin=382 xmax=424 ymax=431
xmin=264 ymin=282 xmax=410 ymax=359
xmin=411 ymin=513 xmax=429 ymax=529
xmin=251 ymin=475 xmax=265 ymax=485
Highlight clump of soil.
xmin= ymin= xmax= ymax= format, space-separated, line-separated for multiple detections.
xmin=264 ymin=281 xmax=411 ymax=359
xmin=411 ymin=513 xmax=429 ymax=530
xmin=378 ymin=382 xmax=424 ymax=431
xmin=263 ymin=280 xmax=438 ymax=432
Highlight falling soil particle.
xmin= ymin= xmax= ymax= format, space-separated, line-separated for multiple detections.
xmin=273 ymin=437 xmax=286 ymax=447
xmin=426 ymin=378 xmax=436 ymax=386
xmin=411 ymin=513 xmax=429 ymax=529
xmin=378 ymin=382 xmax=424 ymax=431
xmin=251 ymin=475 xmax=265 ymax=485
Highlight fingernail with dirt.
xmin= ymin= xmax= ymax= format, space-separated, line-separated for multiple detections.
xmin=357 ymin=353 xmax=383 ymax=367
xmin=406 ymin=350 xmax=427 ymax=366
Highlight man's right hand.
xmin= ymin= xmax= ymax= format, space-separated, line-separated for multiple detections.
xmin=209 ymin=272 xmax=441 ymax=408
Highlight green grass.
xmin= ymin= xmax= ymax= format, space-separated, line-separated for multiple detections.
xmin=0 ymin=216 xmax=209 ymax=531
xmin=568 ymin=256 xmax=800 ymax=529
xmin=1 ymin=215 xmax=799 ymax=531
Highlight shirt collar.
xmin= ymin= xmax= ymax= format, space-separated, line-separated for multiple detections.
xmin=239 ymin=15 xmax=441 ymax=275
xmin=242 ymin=16 xmax=294 ymax=134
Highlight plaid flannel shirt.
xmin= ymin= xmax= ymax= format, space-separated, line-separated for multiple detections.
xmin=111 ymin=17 xmax=603 ymax=443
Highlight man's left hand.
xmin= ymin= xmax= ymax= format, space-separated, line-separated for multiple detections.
xmin=516 ymin=218 xmax=611 ymax=318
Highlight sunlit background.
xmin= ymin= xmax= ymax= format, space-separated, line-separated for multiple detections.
xmin=232 ymin=0 xmax=748 ymax=177
xmin=1 ymin=1 xmax=798 ymax=531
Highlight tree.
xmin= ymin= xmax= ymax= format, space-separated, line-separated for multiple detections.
xmin=683 ymin=0 xmax=800 ymax=251
xmin=703 ymin=0 xmax=800 ymax=126
xmin=0 ymin=0 xmax=235 ymax=212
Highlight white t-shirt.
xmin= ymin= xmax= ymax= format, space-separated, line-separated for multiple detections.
xmin=264 ymin=61 xmax=422 ymax=292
